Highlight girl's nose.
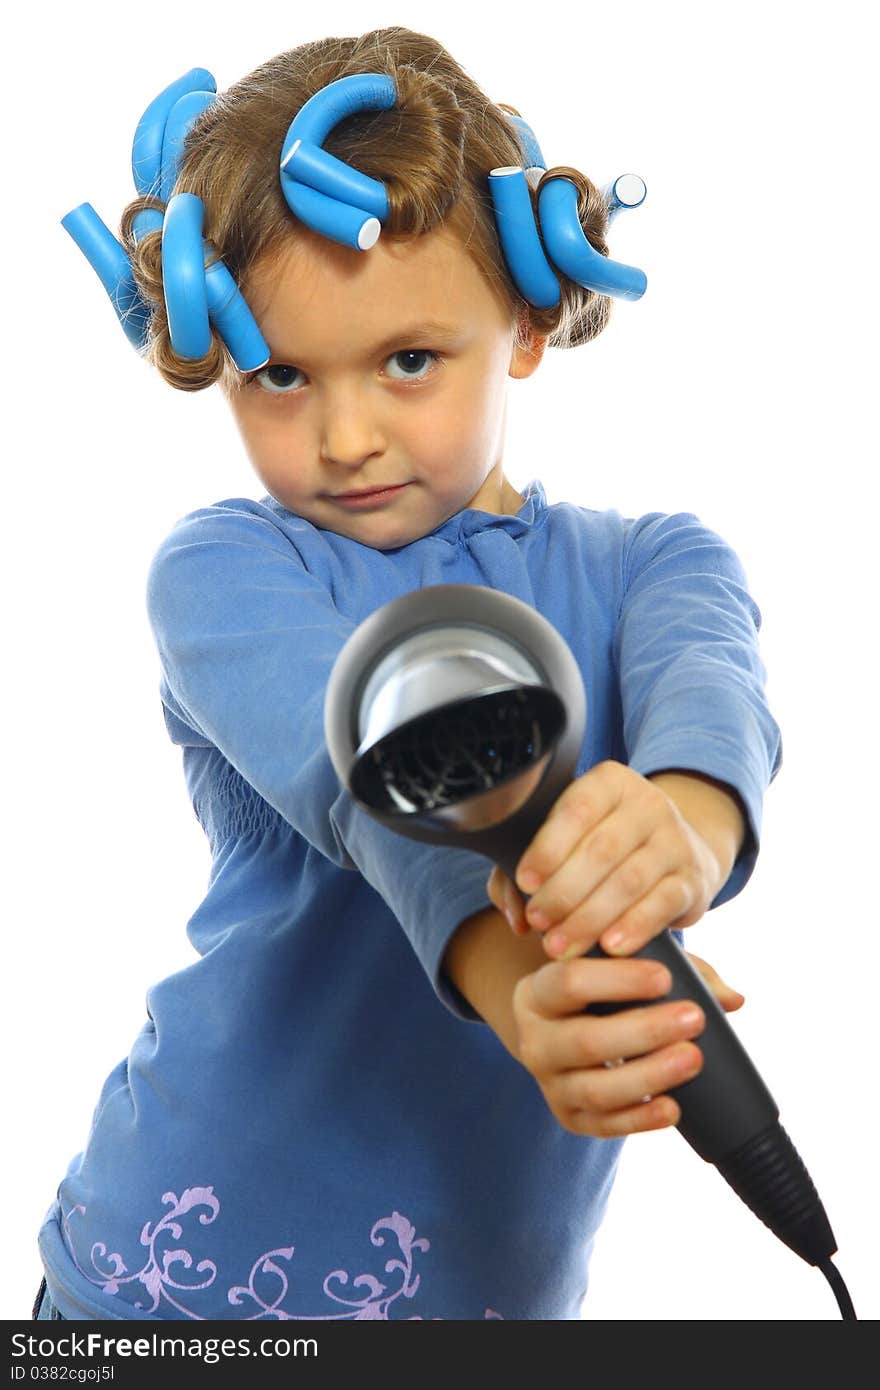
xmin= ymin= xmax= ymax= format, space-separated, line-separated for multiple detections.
xmin=319 ymin=391 xmax=386 ymax=468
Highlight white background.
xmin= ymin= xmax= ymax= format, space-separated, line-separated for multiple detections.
xmin=4 ymin=0 xmax=877 ymax=1323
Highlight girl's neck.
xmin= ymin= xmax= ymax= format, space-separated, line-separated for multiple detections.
xmin=500 ymin=477 xmax=525 ymax=515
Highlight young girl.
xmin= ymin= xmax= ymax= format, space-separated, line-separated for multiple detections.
xmin=35 ymin=26 xmax=781 ymax=1321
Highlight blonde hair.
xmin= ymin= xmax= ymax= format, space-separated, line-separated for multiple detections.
xmin=120 ymin=26 xmax=614 ymax=392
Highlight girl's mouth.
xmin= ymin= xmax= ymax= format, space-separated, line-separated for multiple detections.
xmin=329 ymin=483 xmax=411 ymax=509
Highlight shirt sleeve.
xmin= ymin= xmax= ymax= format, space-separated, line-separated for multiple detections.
xmin=614 ymin=511 xmax=783 ymax=909
xmin=145 ymin=503 xmax=495 ymax=1021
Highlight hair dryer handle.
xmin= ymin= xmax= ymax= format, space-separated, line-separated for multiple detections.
xmin=585 ymin=932 xmax=779 ymax=1164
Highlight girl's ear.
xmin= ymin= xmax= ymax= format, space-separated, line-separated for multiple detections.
xmin=509 ymin=324 xmax=548 ymax=380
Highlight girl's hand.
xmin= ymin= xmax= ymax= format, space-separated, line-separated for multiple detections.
xmin=510 ymin=950 xmax=743 ymax=1138
xmin=487 ymin=760 xmax=725 ymax=961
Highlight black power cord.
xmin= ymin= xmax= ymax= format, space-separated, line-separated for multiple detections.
xmin=819 ymin=1258 xmax=857 ymax=1320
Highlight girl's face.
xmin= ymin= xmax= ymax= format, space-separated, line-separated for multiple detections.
xmin=223 ymin=224 xmax=546 ymax=550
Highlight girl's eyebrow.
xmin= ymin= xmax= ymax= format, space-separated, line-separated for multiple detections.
xmin=267 ymin=319 xmax=464 ymax=364
xmin=370 ymin=320 xmax=464 ymax=352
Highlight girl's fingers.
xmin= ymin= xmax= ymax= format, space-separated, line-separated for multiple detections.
xmin=538 ymin=846 xmax=687 ymax=957
xmin=486 ymin=867 xmax=528 ymax=934
xmin=569 ymin=1094 xmax=682 ymax=1138
xmin=514 ymin=767 xmax=627 ymax=895
xmin=685 ymin=951 xmax=745 ymax=1012
xmin=555 ymin=1037 xmax=704 ymax=1114
xmin=518 ymin=799 xmax=659 ymax=927
xmin=526 ymin=956 xmax=672 ymax=1020
xmin=544 ymin=872 xmax=703 ymax=961
xmin=533 ymin=997 xmax=706 ymax=1076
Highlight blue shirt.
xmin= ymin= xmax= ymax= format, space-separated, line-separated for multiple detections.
xmin=38 ymin=478 xmax=782 ymax=1320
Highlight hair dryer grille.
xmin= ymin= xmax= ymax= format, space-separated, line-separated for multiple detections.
xmin=351 ymin=686 xmax=564 ymax=815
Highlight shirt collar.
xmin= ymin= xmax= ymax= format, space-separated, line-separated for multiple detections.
xmin=423 ymin=477 xmax=548 ymax=544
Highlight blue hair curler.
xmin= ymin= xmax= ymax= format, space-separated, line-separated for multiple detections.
xmin=61 ymin=203 xmax=153 ymax=350
xmin=602 ymin=172 xmax=647 ymax=223
xmin=161 ymin=193 xmax=212 ymax=359
xmin=132 ymin=208 xmax=165 ymax=243
xmin=279 ymin=73 xmax=396 ymax=250
xmin=503 ymin=112 xmax=548 ymax=172
xmin=62 ymin=68 xmax=269 ymax=371
xmin=487 ymin=167 xmax=562 ymax=310
xmin=161 ymin=192 xmax=270 ymax=368
xmin=489 ymin=111 xmax=648 ymax=305
xmin=131 ymin=67 xmax=217 ymax=196
xmin=158 ymin=88 xmax=218 ymax=201
xmin=538 ymin=178 xmax=647 ymax=300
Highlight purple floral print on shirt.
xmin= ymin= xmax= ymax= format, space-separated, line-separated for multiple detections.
xmin=62 ymin=1187 xmax=502 ymax=1320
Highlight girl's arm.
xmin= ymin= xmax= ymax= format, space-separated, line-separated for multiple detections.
xmin=442 ymin=905 xmax=547 ymax=1061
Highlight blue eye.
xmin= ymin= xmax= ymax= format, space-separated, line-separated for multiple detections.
xmin=251 ymin=364 xmax=304 ymax=395
xmin=385 ymin=349 xmax=438 ymax=382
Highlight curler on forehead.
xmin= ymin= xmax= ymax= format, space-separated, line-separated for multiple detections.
xmin=280 ymin=73 xmax=395 ymax=251
xmin=61 ymin=64 xmax=648 ymax=368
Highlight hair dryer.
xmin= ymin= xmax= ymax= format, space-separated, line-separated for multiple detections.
xmin=323 ymin=582 xmax=855 ymax=1318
